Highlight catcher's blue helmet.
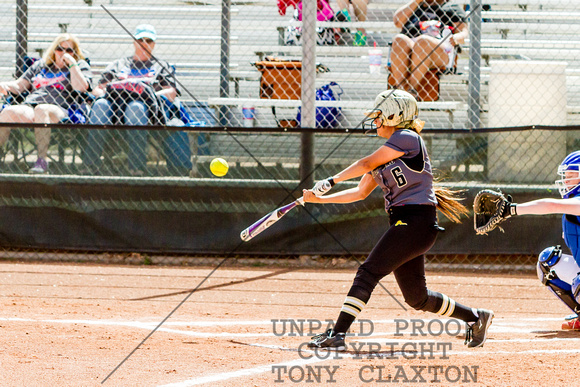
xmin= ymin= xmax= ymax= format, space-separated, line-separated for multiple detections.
xmin=538 ymin=246 xmax=562 ymax=267
xmin=556 ymin=151 xmax=580 ymax=198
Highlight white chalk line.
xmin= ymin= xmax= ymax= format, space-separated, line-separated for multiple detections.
xmin=2 ymin=316 xmax=579 ymax=386
xmin=0 ymin=317 xmax=276 ymax=338
xmin=158 ymin=342 xmax=580 ymax=386
xmin=0 ymin=317 xmax=273 ymax=327
xmin=157 ymin=356 xmax=329 ymax=387
xmin=156 ymin=343 xmax=412 ymax=387
xmin=1 ymin=316 xmax=576 ymax=338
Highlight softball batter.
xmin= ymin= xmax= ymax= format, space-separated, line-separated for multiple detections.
xmin=303 ymin=89 xmax=493 ymax=350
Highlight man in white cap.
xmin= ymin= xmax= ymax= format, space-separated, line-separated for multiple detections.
xmin=83 ymin=24 xmax=180 ymax=176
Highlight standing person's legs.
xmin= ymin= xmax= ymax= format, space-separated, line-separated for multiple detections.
xmin=393 ymin=255 xmax=494 ymax=348
xmin=84 ymin=98 xmax=114 ymax=172
xmin=124 ymin=101 xmax=149 ymax=175
xmin=307 ymin=211 xmax=439 ymax=350
xmin=393 ymin=256 xmax=478 ymax=321
xmin=310 ymin=207 xmax=437 ymax=342
xmin=333 ymin=215 xmax=439 ymax=334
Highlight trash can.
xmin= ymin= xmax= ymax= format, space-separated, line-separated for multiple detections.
xmin=488 ymin=60 xmax=568 ymax=183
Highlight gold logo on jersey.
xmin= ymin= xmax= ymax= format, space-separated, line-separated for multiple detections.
xmin=394 ymin=220 xmax=408 ymax=226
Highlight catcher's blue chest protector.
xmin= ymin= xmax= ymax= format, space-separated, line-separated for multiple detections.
xmin=563 ymin=214 xmax=580 ymax=267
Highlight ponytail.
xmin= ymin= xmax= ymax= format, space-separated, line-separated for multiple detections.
xmin=434 ymin=185 xmax=469 ymax=223
xmin=398 ymin=119 xmax=425 ymax=134
xmin=411 ymin=119 xmax=425 ymax=133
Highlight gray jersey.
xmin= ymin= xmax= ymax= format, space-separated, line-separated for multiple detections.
xmin=22 ymin=59 xmax=92 ymax=108
xmin=370 ymin=129 xmax=437 ymax=211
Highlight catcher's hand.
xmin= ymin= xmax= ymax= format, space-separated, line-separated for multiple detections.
xmin=473 ymin=189 xmax=517 ymax=235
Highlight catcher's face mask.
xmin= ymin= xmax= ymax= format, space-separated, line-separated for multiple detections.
xmin=556 ymin=165 xmax=580 ymax=198
xmin=556 ymin=151 xmax=580 ymax=198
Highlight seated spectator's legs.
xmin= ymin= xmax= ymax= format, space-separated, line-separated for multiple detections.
xmin=408 ymin=35 xmax=448 ymax=92
xmin=0 ymin=105 xmax=35 ymax=150
xmin=32 ymin=104 xmax=66 ymax=171
xmin=84 ymin=98 xmax=114 ymax=170
xmin=390 ymin=34 xmax=414 ymax=91
xmin=123 ymin=101 xmax=148 ymax=175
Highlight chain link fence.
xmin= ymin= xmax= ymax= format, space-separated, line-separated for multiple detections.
xmin=0 ymin=0 xmax=578 ymax=270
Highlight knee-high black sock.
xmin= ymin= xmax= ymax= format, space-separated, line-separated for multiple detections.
xmin=333 ymin=286 xmax=371 ymax=334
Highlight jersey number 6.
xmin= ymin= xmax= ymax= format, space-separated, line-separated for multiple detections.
xmin=391 ymin=166 xmax=407 ymax=188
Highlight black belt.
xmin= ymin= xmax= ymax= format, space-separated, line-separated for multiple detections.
xmin=388 ymin=204 xmax=436 ymax=216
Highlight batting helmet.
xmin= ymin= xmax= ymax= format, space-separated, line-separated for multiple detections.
xmin=556 ymin=151 xmax=580 ymax=198
xmin=363 ymin=89 xmax=422 ymax=135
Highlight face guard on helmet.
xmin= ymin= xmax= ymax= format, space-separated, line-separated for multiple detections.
xmin=362 ymin=89 xmax=419 ymax=136
xmin=555 ymin=151 xmax=580 ymax=198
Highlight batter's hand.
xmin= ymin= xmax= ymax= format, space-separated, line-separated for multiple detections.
xmin=302 ymin=189 xmax=320 ymax=203
xmin=312 ymin=178 xmax=335 ymax=197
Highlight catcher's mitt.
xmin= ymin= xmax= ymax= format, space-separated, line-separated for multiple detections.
xmin=473 ymin=189 xmax=516 ymax=235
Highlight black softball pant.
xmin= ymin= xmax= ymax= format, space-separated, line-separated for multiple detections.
xmin=352 ymin=204 xmax=441 ymax=311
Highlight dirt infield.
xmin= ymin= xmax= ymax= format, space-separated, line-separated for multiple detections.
xmin=1 ymin=261 xmax=579 ymax=386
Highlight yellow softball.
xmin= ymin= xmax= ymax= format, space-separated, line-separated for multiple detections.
xmin=210 ymin=158 xmax=229 ymax=177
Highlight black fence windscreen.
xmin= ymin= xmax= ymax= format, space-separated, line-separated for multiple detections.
xmin=1 ymin=0 xmax=579 ymax=270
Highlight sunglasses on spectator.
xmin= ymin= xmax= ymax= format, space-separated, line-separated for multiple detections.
xmin=55 ymin=46 xmax=75 ymax=54
xmin=138 ymin=38 xmax=154 ymax=44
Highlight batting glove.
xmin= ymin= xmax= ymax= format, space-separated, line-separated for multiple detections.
xmin=312 ymin=177 xmax=335 ymax=197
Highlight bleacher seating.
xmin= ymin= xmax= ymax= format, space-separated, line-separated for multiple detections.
xmin=1 ymin=0 xmax=579 ymax=175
